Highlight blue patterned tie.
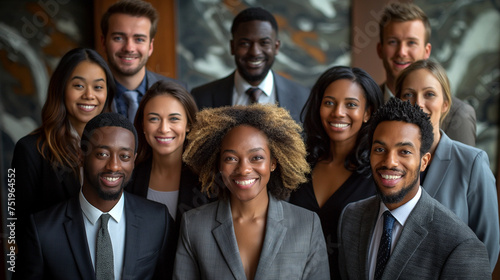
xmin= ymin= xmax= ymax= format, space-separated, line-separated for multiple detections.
xmin=246 ymin=87 xmax=263 ymax=104
xmin=96 ymin=214 xmax=114 ymax=280
xmin=375 ymin=211 xmax=395 ymax=280
xmin=123 ymin=90 xmax=139 ymax=123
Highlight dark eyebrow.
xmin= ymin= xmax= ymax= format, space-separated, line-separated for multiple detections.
xmin=110 ymin=32 xmax=148 ymax=38
xmin=395 ymin=141 xmax=416 ymax=149
xmin=70 ymin=76 xmax=105 ymax=83
xmin=222 ymin=147 xmax=265 ymax=154
xmin=97 ymin=145 xmax=134 ymax=152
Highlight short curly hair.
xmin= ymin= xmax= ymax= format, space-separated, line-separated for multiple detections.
xmin=183 ymin=104 xmax=310 ymax=200
xmin=369 ymin=98 xmax=434 ymax=156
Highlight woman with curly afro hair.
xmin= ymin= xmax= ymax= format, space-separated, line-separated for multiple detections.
xmin=173 ymin=104 xmax=329 ymax=279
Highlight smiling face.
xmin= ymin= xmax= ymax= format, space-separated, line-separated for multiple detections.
xmin=231 ymin=20 xmax=280 ymax=86
xmin=399 ymin=69 xmax=449 ymax=134
xmin=143 ymin=95 xmax=188 ymax=159
xmin=377 ymin=20 xmax=431 ymax=86
xmin=370 ymin=121 xmax=430 ymax=210
xmin=64 ymin=61 xmax=107 ymax=131
xmin=219 ymin=125 xmax=276 ymax=203
xmin=103 ymin=13 xmax=153 ymax=79
xmin=319 ymin=79 xmax=370 ymax=146
xmin=83 ymin=126 xmax=136 ymax=202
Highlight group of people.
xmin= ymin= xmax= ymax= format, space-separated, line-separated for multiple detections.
xmin=10 ymin=0 xmax=498 ymax=279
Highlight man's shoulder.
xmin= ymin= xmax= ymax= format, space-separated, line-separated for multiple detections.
xmin=191 ymin=74 xmax=234 ymax=95
xmin=124 ymin=192 xmax=167 ymax=213
xmin=274 ymin=73 xmax=308 ymax=92
xmin=146 ymin=70 xmax=188 ymax=90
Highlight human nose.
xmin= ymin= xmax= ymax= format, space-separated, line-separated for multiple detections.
xmin=249 ymin=42 xmax=262 ymax=56
xmin=158 ymin=120 xmax=170 ymax=133
xmin=82 ymin=87 xmax=96 ymax=100
xmin=122 ymin=38 xmax=134 ymax=52
xmin=382 ymin=150 xmax=399 ymax=168
xmin=415 ymin=94 xmax=425 ymax=110
xmin=106 ymin=154 xmax=120 ymax=172
xmin=332 ymin=104 xmax=345 ymax=117
xmin=396 ymin=43 xmax=407 ymax=57
xmin=236 ymin=159 xmax=252 ymax=175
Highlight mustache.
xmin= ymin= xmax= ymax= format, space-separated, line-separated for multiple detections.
xmin=375 ymin=167 xmax=406 ymax=175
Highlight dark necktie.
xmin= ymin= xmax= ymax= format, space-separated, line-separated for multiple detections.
xmin=245 ymin=87 xmax=263 ymax=104
xmin=123 ymin=90 xmax=139 ymax=123
xmin=96 ymin=213 xmax=114 ymax=280
xmin=375 ymin=211 xmax=395 ymax=280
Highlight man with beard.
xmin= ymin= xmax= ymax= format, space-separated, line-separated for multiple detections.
xmin=191 ymin=7 xmax=308 ymax=124
xmin=101 ymin=0 xmax=187 ymax=123
xmin=14 ymin=113 xmax=175 ymax=280
xmin=337 ymin=98 xmax=490 ymax=280
xmin=376 ymin=2 xmax=476 ymax=146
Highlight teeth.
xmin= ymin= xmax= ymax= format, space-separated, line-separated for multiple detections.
xmin=156 ymin=137 xmax=174 ymax=143
xmin=249 ymin=60 xmax=263 ymax=65
xmin=104 ymin=177 xmax=119 ymax=182
xmin=79 ymin=105 xmax=96 ymax=110
xmin=235 ymin=179 xmax=256 ymax=186
xmin=330 ymin=123 xmax=349 ymax=128
xmin=381 ymin=174 xmax=401 ymax=180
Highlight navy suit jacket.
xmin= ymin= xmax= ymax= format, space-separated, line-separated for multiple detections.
xmin=14 ymin=193 xmax=176 ymax=280
xmin=338 ymin=189 xmax=491 ymax=279
xmin=191 ymin=71 xmax=309 ymax=124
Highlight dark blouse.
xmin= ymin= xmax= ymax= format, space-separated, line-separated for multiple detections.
xmin=12 ymin=133 xmax=81 ymax=225
xmin=289 ymin=172 xmax=376 ymax=279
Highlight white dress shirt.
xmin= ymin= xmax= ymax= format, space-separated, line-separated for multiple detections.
xmin=80 ymin=191 xmax=126 ymax=279
xmin=368 ymin=186 xmax=422 ymax=280
xmin=232 ymin=70 xmax=276 ymax=105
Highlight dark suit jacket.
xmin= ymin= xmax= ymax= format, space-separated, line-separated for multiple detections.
xmin=126 ymin=159 xmax=214 ymax=232
xmin=146 ymin=70 xmax=188 ymax=91
xmin=423 ymin=131 xmax=499 ymax=269
xmin=14 ymin=193 xmax=176 ymax=280
xmin=380 ymin=83 xmax=476 ymax=146
xmin=12 ymin=133 xmax=80 ymax=223
xmin=338 ymin=189 xmax=491 ymax=280
xmin=191 ymin=71 xmax=309 ymax=124
xmin=174 ymin=195 xmax=330 ymax=279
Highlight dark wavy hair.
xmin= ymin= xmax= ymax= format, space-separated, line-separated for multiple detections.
xmin=301 ymin=66 xmax=383 ymax=176
xmin=183 ymin=104 xmax=309 ymax=200
xmin=369 ymin=98 xmax=434 ymax=156
xmin=231 ymin=7 xmax=278 ymax=36
xmin=33 ymin=48 xmax=115 ymax=177
xmin=134 ymin=80 xmax=198 ymax=165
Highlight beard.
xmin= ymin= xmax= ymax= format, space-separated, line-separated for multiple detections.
xmin=374 ymin=163 xmax=420 ymax=204
xmin=236 ymin=59 xmax=274 ymax=83
xmin=84 ymin=171 xmax=130 ymax=201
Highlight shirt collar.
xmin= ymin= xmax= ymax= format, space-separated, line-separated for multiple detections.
xmin=115 ymin=75 xmax=148 ymax=96
xmin=79 ymin=190 xmax=125 ymax=225
xmin=377 ymin=186 xmax=422 ymax=227
xmin=234 ymin=70 xmax=274 ymax=97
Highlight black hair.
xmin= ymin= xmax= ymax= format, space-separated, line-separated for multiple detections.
xmin=301 ymin=66 xmax=383 ymax=176
xmin=231 ymin=7 xmax=278 ymax=36
xmin=81 ymin=112 xmax=138 ymax=153
xmin=369 ymin=98 xmax=434 ymax=156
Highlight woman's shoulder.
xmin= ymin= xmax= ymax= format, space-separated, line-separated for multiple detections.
xmin=441 ymin=132 xmax=487 ymax=159
xmin=13 ymin=132 xmax=44 ymax=159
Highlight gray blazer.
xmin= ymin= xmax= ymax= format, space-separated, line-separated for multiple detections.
xmin=423 ymin=131 xmax=499 ymax=270
xmin=173 ymin=195 xmax=330 ymax=280
xmin=190 ymin=71 xmax=309 ymax=124
xmin=338 ymin=189 xmax=491 ymax=280
xmin=440 ymin=96 xmax=477 ymax=146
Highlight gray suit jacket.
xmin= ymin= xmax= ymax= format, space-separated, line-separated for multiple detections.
xmin=338 ymin=190 xmax=491 ymax=280
xmin=173 ymin=195 xmax=330 ymax=280
xmin=14 ymin=193 xmax=176 ymax=280
xmin=423 ymin=131 xmax=499 ymax=270
xmin=440 ymin=96 xmax=476 ymax=146
xmin=190 ymin=71 xmax=309 ymax=124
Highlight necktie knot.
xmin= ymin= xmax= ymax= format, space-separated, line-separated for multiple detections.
xmin=245 ymin=87 xmax=263 ymax=104
xmin=375 ymin=211 xmax=396 ymax=280
xmin=123 ymin=90 xmax=139 ymax=122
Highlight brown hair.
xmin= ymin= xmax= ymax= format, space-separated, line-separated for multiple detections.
xmin=35 ymin=48 xmax=115 ymax=177
xmin=183 ymin=104 xmax=310 ymax=200
xmin=101 ymin=0 xmax=159 ymax=40
xmin=379 ymin=2 xmax=431 ymax=44
xmin=134 ymin=80 xmax=198 ymax=165
xmin=395 ymin=59 xmax=452 ymax=123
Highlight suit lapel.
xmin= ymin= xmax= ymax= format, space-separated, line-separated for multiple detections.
xmin=63 ymin=197 xmax=95 ymax=280
xmin=214 ymin=73 xmax=235 ymax=107
xmin=122 ymin=194 xmax=141 ymax=277
xmin=423 ymin=132 xmax=452 ymax=197
xmin=212 ymin=200 xmax=246 ymax=279
xmin=358 ymin=199 xmax=379 ymax=279
xmin=255 ymin=196 xmax=287 ymax=280
xmin=382 ymin=191 xmax=431 ymax=280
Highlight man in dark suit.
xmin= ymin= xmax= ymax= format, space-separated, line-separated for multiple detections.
xmin=14 ymin=113 xmax=175 ymax=280
xmin=338 ymin=98 xmax=490 ymax=279
xmin=101 ymin=0 xmax=186 ymax=122
xmin=376 ymin=2 xmax=476 ymax=146
xmin=191 ymin=7 xmax=309 ymax=124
